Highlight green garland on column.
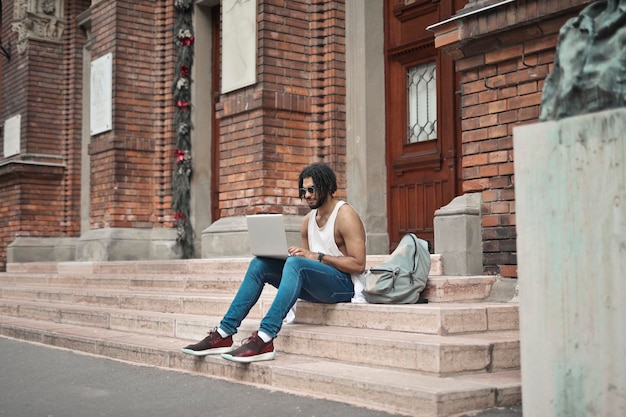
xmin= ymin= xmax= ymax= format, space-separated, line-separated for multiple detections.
xmin=172 ymin=0 xmax=195 ymax=258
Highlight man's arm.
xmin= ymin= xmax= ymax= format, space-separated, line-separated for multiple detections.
xmin=300 ymin=212 xmax=311 ymax=250
xmin=321 ymin=204 xmax=366 ymax=275
xmin=288 ymin=207 xmax=366 ymax=274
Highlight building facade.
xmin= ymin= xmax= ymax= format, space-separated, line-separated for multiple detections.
xmin=0 ymin=0 xmax=592 ymax=273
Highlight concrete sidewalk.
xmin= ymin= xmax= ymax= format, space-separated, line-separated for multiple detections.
xmin=0 ymin=336 xmax=522 ymax=417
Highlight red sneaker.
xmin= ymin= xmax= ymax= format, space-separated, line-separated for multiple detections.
xmin=181 ymin=327 xmax=234 ymax=356
xmin=221 ymin=331 xmax=275 ymax=363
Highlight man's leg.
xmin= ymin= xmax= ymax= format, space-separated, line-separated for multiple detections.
xmin=259 ymin=256 xmax=353 ymax=337
xmin=181 ymin=257 xmax=284 ymax=356
xmin=218 ymin=256 xmax=285 ymax=335
xmin=221 ymin=256 xmax=353 ymax=363
xmin=297 ymin=261 xmax=354 ymax=304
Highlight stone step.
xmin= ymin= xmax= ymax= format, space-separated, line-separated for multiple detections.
xmin=270 ymin=361 xmax=520 ymax=417
xmin=0 ymin=297 xmax=519 ymax=375
xmin=0 ymin=273 xmax=499 ymax=303
xmin=0 ymin=298 xmax=248 ymax=339
xmin=1 ymin=255 xmax=506 ymax=305
xmin=276 ymin=325 xmax=519 ymax=375
xmin=4 ymin=258 xmax=259 ymax=275
xmin=0 ymin=257 xmax=520 ymax=414
xmin=0 ymin=285 xmax=518 ymax=334
xmin=0 ymin=298 xmax=268 ymax=332
xmin=0 ymin=287 xmax=273 ymax=318
xmin=0 ymin=316 xmax=520 ymax=417
xmin=0 ymin=272 xmax=267 ymax=294
xmin=4 ymin=255 xmax=444 ymax=276
xmin=294 ymin=301 xmax=519 ymax=334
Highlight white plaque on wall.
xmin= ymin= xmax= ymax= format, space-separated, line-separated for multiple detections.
xmin=90 ymin=53 xmax=113 ymax=135
xmin=222 ymin=0 xmax=257 ymax=93
xmin=3 ymin=114 xmax=21 ymax=157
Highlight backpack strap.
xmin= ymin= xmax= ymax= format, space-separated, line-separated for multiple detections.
xmin=408 ymin=233 xmax=419 ymax=275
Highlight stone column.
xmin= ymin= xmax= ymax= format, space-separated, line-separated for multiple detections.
xmin=514 ymin=108 xmax=626 ymax=417
xmin=345 ymin=0 xmax=388 ymax=255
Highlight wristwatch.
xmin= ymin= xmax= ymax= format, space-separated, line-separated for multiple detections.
xmin=317 ymin=252 xmax=325 ymax=262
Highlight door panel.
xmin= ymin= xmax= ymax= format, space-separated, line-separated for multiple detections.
xmin=385 ymin=0 xmax=464 ymax=251
xmin=388 ymin=160 xmax=456 ymax=247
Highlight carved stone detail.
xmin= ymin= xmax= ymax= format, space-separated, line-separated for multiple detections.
xmin=11 ymin=0 xmax=65 ymax=54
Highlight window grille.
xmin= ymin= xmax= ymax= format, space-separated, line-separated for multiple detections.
xmin=407 ymin=61 xmax=437 ymax=143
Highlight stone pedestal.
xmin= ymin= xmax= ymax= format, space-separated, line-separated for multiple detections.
xmin=514 ymin=108 xmax=626 ymax=417
xmin=75 ymin=228 xmax=179 ymax=261
xmin=434 ymin=193 xmax=483 ymax=275
xmin=7 ymin=237 xmax=77 ymax=263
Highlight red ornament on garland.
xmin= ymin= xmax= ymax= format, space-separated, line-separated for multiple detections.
xmin=181 ymin=36 xmax=195 ymax=46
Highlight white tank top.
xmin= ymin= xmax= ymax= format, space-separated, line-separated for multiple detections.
xmin=307 ymin=200 xmax=367 ymax=303
xmin=307 ymin=200 xmax=345 ymax=256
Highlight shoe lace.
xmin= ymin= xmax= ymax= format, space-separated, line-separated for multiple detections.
xmin=240 ymin=334 xmax=258 ymax=346
xmin=207 ymin=327 xmax=222 ymax=340
xmin=239 ymin=332 xmax=272 ymax=349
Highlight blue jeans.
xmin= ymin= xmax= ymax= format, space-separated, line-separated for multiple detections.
xmin=219 ymin=256 xmax=354 ymax=339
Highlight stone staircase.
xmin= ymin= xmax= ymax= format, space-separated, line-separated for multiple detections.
xmin=0 ymin=256 xmax=521 ymax=417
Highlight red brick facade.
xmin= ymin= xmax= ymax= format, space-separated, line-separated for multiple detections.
xmin=432 ymin=0 xmax=592 ymax=275
xmin=0 ymin=0 xmax=595 ymax=275
xmin=87 ymin=1 xmax=175 ymax=229
xmin=218 ymin=0 xmax=347 ymax=219
xmin=0 ymin=0 xmax=349 ymax=270
xmin=0 ymin=0 xmax=80 ymax=269
xmin=0 ymin=0 xmax=177 ymax=269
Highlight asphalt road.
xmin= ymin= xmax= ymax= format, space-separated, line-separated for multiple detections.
xmin=0 ymin=336 xmax=522 ymax=417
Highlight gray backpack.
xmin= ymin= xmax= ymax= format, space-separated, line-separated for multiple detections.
xmin=363 ymin=233 xmax=430 ymax=304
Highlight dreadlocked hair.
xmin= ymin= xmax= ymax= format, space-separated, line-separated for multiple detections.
xmin=298 ymin=163 xmax=337 ymax=199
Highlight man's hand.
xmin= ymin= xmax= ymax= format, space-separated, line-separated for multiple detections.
xmin=287 ymin=246 xmax=316 ymax=260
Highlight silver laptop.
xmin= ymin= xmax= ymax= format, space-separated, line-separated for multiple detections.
xmin=246 ymin=214 xmax=290 ymax=259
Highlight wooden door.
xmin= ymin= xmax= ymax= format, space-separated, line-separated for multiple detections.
xmin=384 ymin=0 xmax=464 ymax=251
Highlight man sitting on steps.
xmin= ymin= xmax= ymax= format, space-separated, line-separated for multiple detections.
xmin=181 ymin=162 xmax=367 ymax=363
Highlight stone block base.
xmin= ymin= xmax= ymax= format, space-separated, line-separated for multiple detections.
xmin=7 ymin=237 xmax=78 ymax=263
xmin=75 ymin=228 xmax=179 ymax=262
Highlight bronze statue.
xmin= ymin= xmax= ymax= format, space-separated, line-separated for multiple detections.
xmin=540 ymin=0 xmax=626 ymax=121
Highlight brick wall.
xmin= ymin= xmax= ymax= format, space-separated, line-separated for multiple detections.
xmin=0 ymin=162 xmax=66 ymax=271
xmin=0 ymin=179 xmax=20 ymax=271
xmin=0 ymin=0 xmax=89 ymax=271
xmin=88 ymin=0 xmax=175 ymax=229
xmin=216 ymin=0 xmax=346 ymax=219
xmin=444 ymin=0 xmax=592 ymax=275
xmin=0 ymin=0 xmax=175 ymax=269
xmin=309 ymin=0 xmax=347 ymax=196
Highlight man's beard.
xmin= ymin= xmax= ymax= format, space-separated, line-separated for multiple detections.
xmin=308 ymin=193 xmax=327 ymax=209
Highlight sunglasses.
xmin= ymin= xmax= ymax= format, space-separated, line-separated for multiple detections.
xmin=299 ymin=186 xmax=316 ymax=195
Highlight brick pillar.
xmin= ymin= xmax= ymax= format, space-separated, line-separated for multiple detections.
xmin=1 ymin=0 xmax=87 ymax=269
xmin=202 ymin=0 xmax=348 ymax=257
xmin=75 ymin=0 xmax=177 ymax=261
